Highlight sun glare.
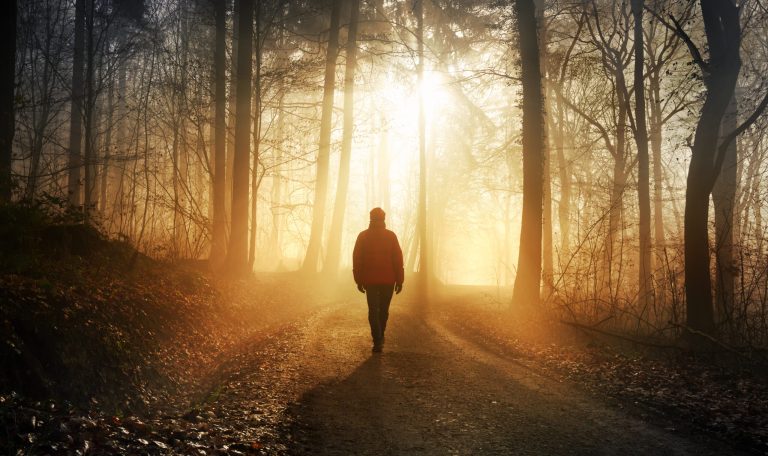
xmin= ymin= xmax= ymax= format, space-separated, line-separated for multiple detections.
xmin=420 ymin=70 xmax=452 ymax=113
xmin=358 ymin=68 xmax=514 ymax=286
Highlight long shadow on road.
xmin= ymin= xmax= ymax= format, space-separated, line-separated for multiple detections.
xmin=285 ymin=304 xmax=745 ymax=456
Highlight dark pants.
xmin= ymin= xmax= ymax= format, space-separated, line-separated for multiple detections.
xmin=365 ymin=284 xmax=394 ymax=345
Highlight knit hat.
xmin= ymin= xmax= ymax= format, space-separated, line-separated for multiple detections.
xmin=370 ymin=207 xmax=386 ymax=221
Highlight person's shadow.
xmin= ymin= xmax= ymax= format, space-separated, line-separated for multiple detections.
xmin=287 ymin=345 xmax=441 ymax=455
xmin=287 ymin=355 xmax=385 ymax=453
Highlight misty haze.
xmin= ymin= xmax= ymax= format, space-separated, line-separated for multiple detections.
xmin=1 ymin=0 xmax=768 ymax=454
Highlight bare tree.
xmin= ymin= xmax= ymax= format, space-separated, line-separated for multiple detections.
xmin=713 ymin=96 xmax=737 ymax=328
xmin=511 ymin=0 xmax=545 ymax=308
xmin=211 ymin=0 xmax=228 ymax=265
xmin=67 ymin=0 xmax=87 ymax=206
xmin=680 ymin=0 xmax=741 ymax=337
xmin=0 ymin=0 xmax=16 ymax=202
xmin=302 ymin=0 xmax=342 ymax=273
xmin=416 ymin=0 xmax=429 ymax=288
xmin=226 ymin=0 xmax=254 ymax=272
xmin=632 ymin=0 xmax=652 ymax=310
xmin=579 ymin=0 xmax=633 ymax=299
xmin=325 ymin=0 xmax=361 ymax=275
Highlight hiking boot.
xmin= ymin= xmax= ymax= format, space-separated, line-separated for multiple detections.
xmin=372 ymin=344 xmax=382 ymax=353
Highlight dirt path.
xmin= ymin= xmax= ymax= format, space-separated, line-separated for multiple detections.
xmin=277 ymin=299 xmax=743 ymax=456
xmin=6 ymin=279 xmax=753 ymax=455
xmin=128 ymin=292 xmax=746 ymax=455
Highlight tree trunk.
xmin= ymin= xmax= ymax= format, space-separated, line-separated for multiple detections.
xmin=712 ymin=95 xmax=738 ymax=332
xmin=100 ymin=62 xmax=114 ymax=214
xmin=268 ymin=81 xmax=285 ymax=264
xmin=211 ymin=0 xmax=228 ymax=265
xmin=416 ymin=0 xmax=429 ymax=287
xmin=511 ymin=0 xmax=545 ymax=308
xmin=268 ymin=21 xmax=287 ymax=267
xmin=426 ymin=112 xmax=440 ymax=279
xmin=649 ymin=78 xmax=666 ymax=305
xmin=605 ymin=68 xmax=628 ymax=298
xmin=378 ymin=114 xmax=390 ymax=211
xmin=738 ymin=135 xmax=760 ymax=252
xmin=226 ymin=0 xmax=254 ymax=273
xmin=171 ymin=2 xmax=190 ymax=257
xmin=83 ymin=0 xmax=96 ymax=222
xmin=684 ymin=0 xmax=741 ymax=338
xmin=114 ymin=62 xmax=128 ymax=234
xmin=552 ymin=15 xmax=582 ymax=267
xmin=324 ymin=0 xmax=360 ymax=275
xmin=542 ymin=135 xmax=554 ymax=296
xmin=248 ymin=3 xmax=262 ymax=269
xmin=302 ymin=0 xmax=342 ymax=273
xmin=535 ymin=0 xmax=553 ymax=299
xmin=226 ymin=0 xmax=239 ymax=232
xmin=406 ymin=229 xmax=419 ymax=273
xmin=632 ymin=0 xmax=652 ymax=311
xmin=503 ymin=186 xmax=513 ymax=286
xmin=606 ymin=153 xmax=626 ymax=298
xmin=67 ymin=0 xmax=86 ymax=206
xmin=555 ymin=88 xmax=571 ymax=262
xmin=0 ymin=0 xmax=16 ymax=202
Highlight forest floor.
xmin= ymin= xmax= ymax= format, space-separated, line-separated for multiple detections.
xmin=2 ymin=239 xmax=767 ymax=454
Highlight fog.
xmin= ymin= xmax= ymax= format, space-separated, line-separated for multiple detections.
xmin=8 ymin=0 xmax=768 ymax=343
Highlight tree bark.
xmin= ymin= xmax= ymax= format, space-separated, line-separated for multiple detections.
xmin=605 ymin=66 xmax=629 ymax=298
xmin=324 ymin=0 xmax=360 ymax=275
xmin=378 ymin=114 xmax=390 ymax=211
xmin=248 ymin=2 xmax=262 ymax=269
xmin=302 ymin=0 xmax=342 ymax=273
xmin=211 ymin=0 xmax=228 ymax=265
xmin=554 ymin=89 xmax=570 ymax=262
xmin=535 ymin=0 xmax=553 ymax=299
xmin=67 ymin=0 xmax=86 ymax=207
xmin=632 ymin=0 xmax=652 ymax=311
xmin=684 ymin=0 xmax=741 ymax=337
xmin=649 ymin=87 xmax=666 ymax=300
xmin=542 ymin=133 xmax=554 ymax=296
xmin=83 ymin=0 xmax=96 ymax=222
xmin=712 ymin=95 xmax=737 ymax=332
xmin=552 ymin=14 xmax=582 ymax=266
xmin=100 ymin=58 xmax=114 ymax=214
xmin=171 ymin=2 xmax=190 ymax=257
xmin=416 ymin=0 xmax=429 ymax=287
xmin=226 ymin=0 xmax=254 ymax=273
xmin=114 ymin=62 xmax=128 ymax=234
xmin=511 ymin=0 xmax=545 ymax=308
xmin=0 ymin=0 xmax=16 ymax=202
xmin=606 ymin=152 xmax=626 ymax=297
xmin=268 ymin=72 xmax=285 ymax=264
xmin=226 ymin=0 xmax=239 ymax=231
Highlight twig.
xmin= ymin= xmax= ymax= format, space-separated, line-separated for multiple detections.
xmin=644 ymin=6 xmax=708 ymax=74
xmin=669 ymin=322 xmax=752 ymax=360
xmin=560 ymin=319 xmax=681 ymax=349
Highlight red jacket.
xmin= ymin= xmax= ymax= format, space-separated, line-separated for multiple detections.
xmin=352 ymin=222 xmax=404 ymax=286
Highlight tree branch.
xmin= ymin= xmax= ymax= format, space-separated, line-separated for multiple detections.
xmin=710 ymin=88 xmax=768 ymax=187
xmin=645 ymin=5 xmax=709 ymax=75
xmin=559 ymin=11 xmax=587 ymax=84
xmin=560 ymin=319 xmax=681 ymax=349
xmin=557 ymin=89 xmax=615 ymax=156
xmin=670 ymin=322 xmax=751 ymax=359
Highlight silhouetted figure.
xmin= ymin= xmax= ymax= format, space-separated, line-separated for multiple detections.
xmin=353 ymin=207 xmax=404 ymax=353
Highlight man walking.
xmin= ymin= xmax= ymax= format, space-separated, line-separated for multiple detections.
xmin=353 ymin=207 xmax=404 ymax=353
